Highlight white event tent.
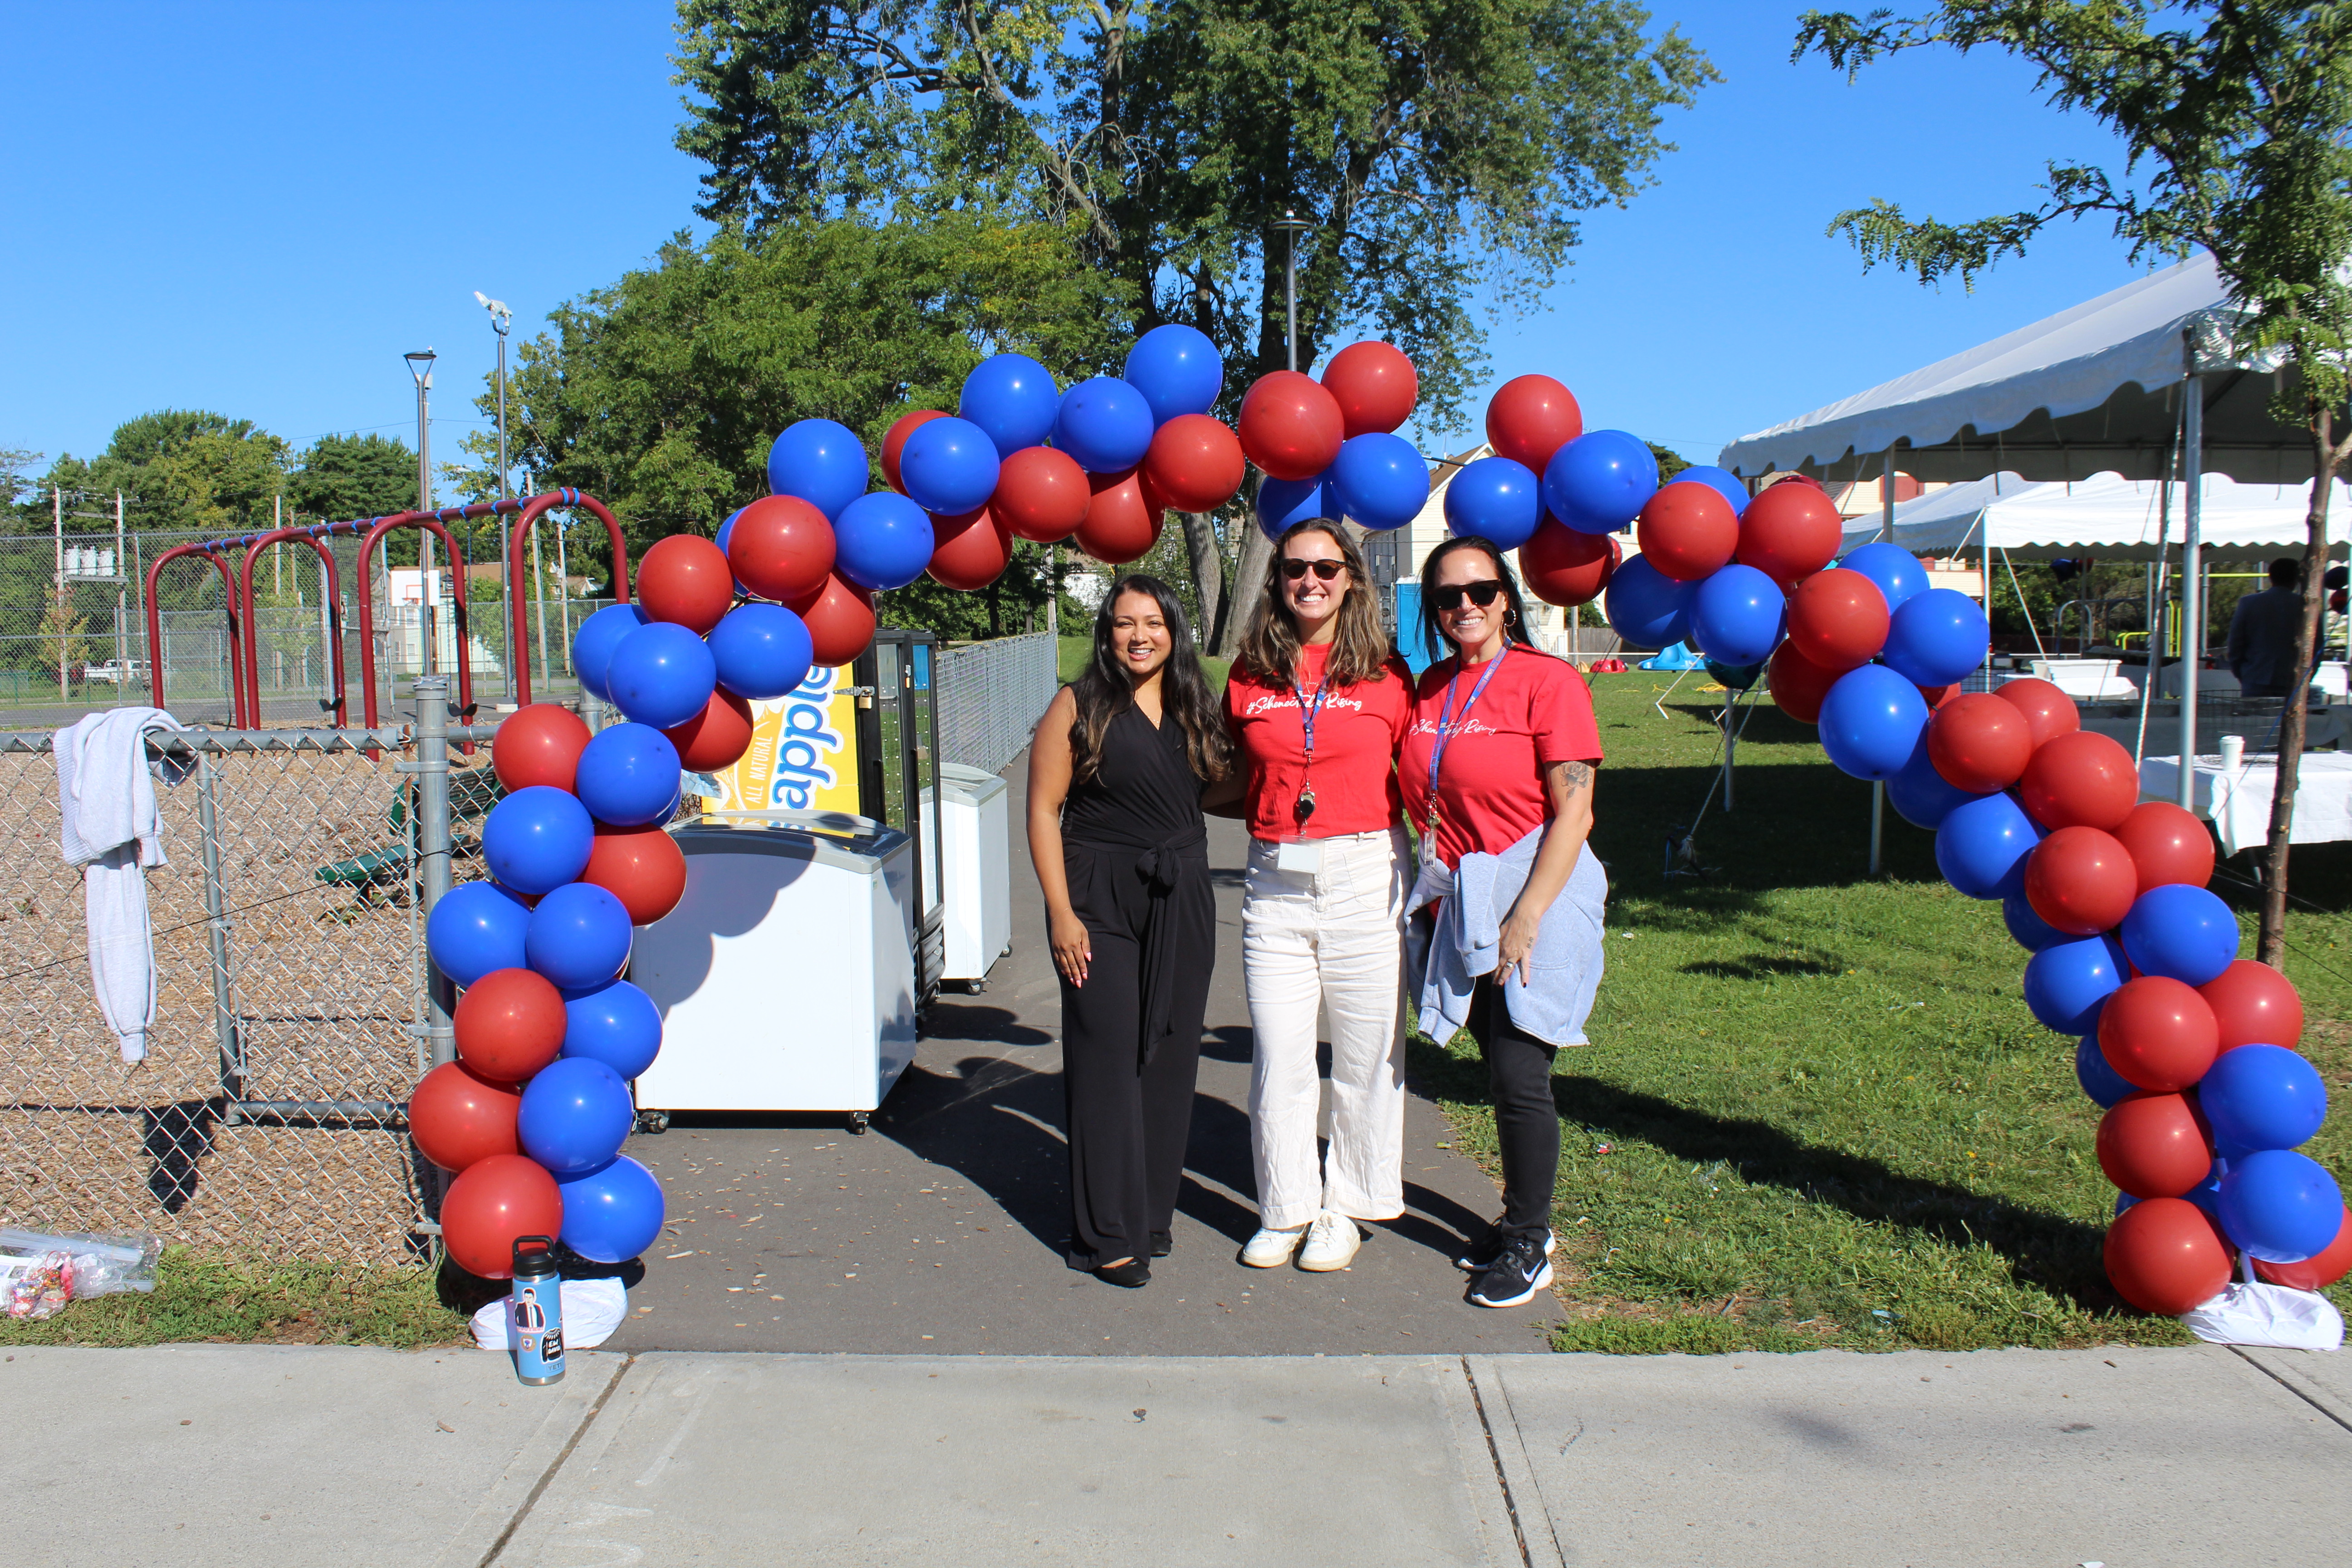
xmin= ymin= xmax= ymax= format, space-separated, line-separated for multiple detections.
xmin=1840 ymin=470 xmax=2351 ymax=562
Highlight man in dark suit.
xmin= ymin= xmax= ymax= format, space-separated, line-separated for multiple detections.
xmin=2227 ymin=558 xmax=2311 ymax=698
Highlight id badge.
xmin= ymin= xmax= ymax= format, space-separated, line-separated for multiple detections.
xmin=1275 ymin=839 xmax=1324 ymax=875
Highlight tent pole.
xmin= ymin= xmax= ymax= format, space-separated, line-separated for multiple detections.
xmin=2136 ymin=443 xmax=2176 ymax=768
xmin=1881 ymin=449 xmax=1896 ymax=544
xmin=1869 ymin=780 xmax=1884 ymax=876
xmin=2178 ymin=374 xmax=2204 ymax=806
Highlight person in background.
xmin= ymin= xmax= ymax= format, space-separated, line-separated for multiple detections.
xmin=1399 ymin=536 xmax=1607 ymax=1309
xmin=1027 ymin=576 xmax=1232 ymax=1288
xmin=2227 ymin=557 xmax=2311 ymax=698
xmin=1212 ymin=519 xmax=1416 ymax=1273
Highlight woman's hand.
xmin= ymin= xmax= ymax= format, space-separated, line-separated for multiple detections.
xmin=1496 ymin=905 xmax=1543 ymax=987
xmin=1050 ymin=909 xmax=1093 ymax=988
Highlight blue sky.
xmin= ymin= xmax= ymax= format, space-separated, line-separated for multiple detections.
xmin=1 ymin=2 xmax=2151 ymax=491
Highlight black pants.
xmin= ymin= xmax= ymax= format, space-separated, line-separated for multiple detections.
xmin=1058 ymin=840 xmax=1214 ymax=1269
xmin=1466 ymin=974 xmax=1560 ymax=1239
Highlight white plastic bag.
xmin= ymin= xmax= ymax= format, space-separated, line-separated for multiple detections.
xmin=470 ymin=1277 xmax=628 ymax=1352
xmin=2181 ymin=1281 xmax=2345 ymax=1351
xmin=0 ymin=1229 xmax=158 ymax=1297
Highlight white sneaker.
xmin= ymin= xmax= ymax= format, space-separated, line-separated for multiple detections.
xmin=1298 ymin=1210 xmax=1363 ymax=1272
xmin=1240 ymin=1224 xmax=1308 ymax=1268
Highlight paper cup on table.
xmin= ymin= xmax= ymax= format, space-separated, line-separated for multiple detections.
xmin=2220 ymin=734 xmax=2246 ymax=773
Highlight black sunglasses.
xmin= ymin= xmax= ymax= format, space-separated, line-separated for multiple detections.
xmin=1431 ymin=580 xmax=1505 ymax=611
xmin=1281 ymin=558 xmax=1347 ymax=581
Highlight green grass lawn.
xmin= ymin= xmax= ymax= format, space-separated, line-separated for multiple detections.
xmin=1411 ymin=672 xmax=2352 ymax=1353
xmin=0 ymin=1250 xmax=466 ymax=1349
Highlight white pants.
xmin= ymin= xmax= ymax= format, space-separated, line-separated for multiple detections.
xmin=1241 ymin=826 xmax=1408 ymax=1229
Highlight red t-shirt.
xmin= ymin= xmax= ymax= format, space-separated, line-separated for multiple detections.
xmin=1399 ymin=648 xmax=1603 ymax=869
xmin=1225 ymin=641 xmax=1413 ymax=840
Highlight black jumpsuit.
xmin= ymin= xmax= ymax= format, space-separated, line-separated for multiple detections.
xmin=1058 ymin=702 xmax=1216 ymax=1269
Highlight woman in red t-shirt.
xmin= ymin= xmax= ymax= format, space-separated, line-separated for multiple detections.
xmin=1398 ymin=535 xmax=1606 ymax=1310
xmin=1215 ymin=519 xmax=1415 ymax=1274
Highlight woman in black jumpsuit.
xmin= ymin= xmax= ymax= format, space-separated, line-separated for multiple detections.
xmin=1027 ymin=575 xmax=1230 ymax=1287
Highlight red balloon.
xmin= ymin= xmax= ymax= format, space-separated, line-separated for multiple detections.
xmin=1635 ymin=484 xmax=1738 ymax=582
xmin=993 ymin=446 xmax=1090 ymax=543
xmin=1992 ymin=677 xmax=2081 ymax=748
xmin=1521 ymin=521 xmax=1618 ymax=608
xmin=2096 ymin=1091 xmax=2214 ymax=1199
xmin=491 ymin=703 xmax=591 ymax=793
xmin=664 ymin=687 xmax=754 ymax=772
xmin=1784 ymin=568 xmax=1891 ymax=672
xmin=882 ymin=409 xmax=947 ymax=495
xmin=785 ymin=572 xmax=877 ymax=666
xmin=441 ymin=1153 xmax=565 ymax=1280
xmin=1916 ymin=682 xmax=1961 ymax=710
xmin=2019 ymin=729 xmax=2139 ymax=832
xmin=582 ymin=822 xmax=688 ymax=926
xmin=1238 ymin=372 xmax=1344 ymax=482
xmin=2097 ymin=975 xmax=2222 ymax=1092
xmin=2026 ymin=825 xmax=2141 ymax=937
xmin=2114 ymin=800 xmax=2215 ymax=895
xmin=453 ymin=968 xmax=568 ymax=1083
xmin=1484 ymin=374 xmax=1584 ymax=473
xmin=2197 ymin=959 xmax=2304 ymax=1049
xmin=1926 ymin=692 xmax=2033 ymax=793
xmin=1734 ymin=482 xmax=1842 ymax=589
xmin=408 ymin=1061 xmax=522 ymax=1174
xmin=1074 ymin=468 xmax=1161 ymax=564
xmin=2254 ymin=1205 xmax=2352 ymax=1290
xmin=927 ymin=505 xmax=1014 ymax=591
xmin=635 ymin=535 xmax=735 ymax=635
xmin=728 ymin=495 xmax=838 ymax=603
xmin=1319 ymin=341 xmax=1418 ymax=437
xmin=2105 ymin=1197 xmax=2234 ymax=1315
xmin=1141 ymin=414 xmax=1246 ymax=512
xmin=1766 ymin=640 xmax=1841 ymax=724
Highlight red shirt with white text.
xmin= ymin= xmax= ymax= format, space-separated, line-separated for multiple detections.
xmin=1399 ymin=648 xmax=1602 ymax=870
xmin=1225 ymin=641 xmax=1413 ymax=840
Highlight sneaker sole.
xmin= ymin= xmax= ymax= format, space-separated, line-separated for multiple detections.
xmin=1296 ymin=1240 xmax=1361 ymax=1273
xmin=1470 ymin=1258 xmax=1554 ymax=1308
xmin=1240 ymin=1239 xmax=1304 ymax=1269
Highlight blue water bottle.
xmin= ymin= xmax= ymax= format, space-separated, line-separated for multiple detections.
xmin=510 ymin=1235 xmax=565 ymax=1386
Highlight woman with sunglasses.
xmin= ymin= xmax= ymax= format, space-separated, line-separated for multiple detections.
xmin=1400 ymin=536 xmax=1606 ymax=1309
xmin=1029 ymin=575 xmax=1233 ymax=1288
xmin=1217 ymin=519 xmax=1416 ymax=1272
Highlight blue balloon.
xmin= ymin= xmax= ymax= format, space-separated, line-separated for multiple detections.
xmin=2120 ymin=883 xmax=2240 ymax=986
xmin=1443 ymin=456 xmax=1543 ymax=548
xmin=833 ymin=490 xmax=936 ymax=591
xmin=1602 ymin=554 xmax=1696 ymax=650
xmin=707 ymin=603 xmax=813 ymax=701
xmin=2185 ymin=1160 xmax=2227 ymax=1222
xmin=766 ymin=418 xmax=869 ymax=522
xmin=605 ymin=622 xmax=718 ymax=731
xmin=2076 ymin=1032 xmax=2137 ymax=1107
xmin=2218 ymin=1148 xmax=2346 ymax=1263
xmin=1666 ymin=464 xmax=1749 ymax=517
xmin=1122 ymin=325 xmax=1223 ymax=426
xmin=1935 ymin=790 xmax=2041 ymax=899
xmin=2200 ymin=1044 xmax=2328 ymax=1153
xmin=517 ymin=1056 xmax=635 ymax=1176
xmin=958 ymin=353 xmax=1060 ymax=456
xmin=480 ymin=785 xmax=595 ymax=896
xmin=1882 ymin=588 xmax=1990 ymax=687
xmin=572 ymin=604 xmax=649 ymax=704
xmin=1544 ymin=430 xmax=1659 ymax=534
xmin=1817 ymin=664 xmax=1929 ymax=781
xmin=427 ymin=882 xmax=533 ymax=987
xmin=2022 ymin=933 xmax=2126 ymax=1035
xmin=1688 ymin=564 xmax=1786 ymax=667
xmin=2003 ymin=889 xmax=2070 ymax=951
xmin=715 ymin=506 xmax=745 ymax=558
xmin=1052 ymin=377 xmax=1155 ymax=473
xmin=560 ymin=978 xmax=665 ymax=1081
xmin=526 ymin=882 xmax=635 ymax=990
xmin=574 ymin=724 xmax=681 ymax=828
xmin=1839 ymin=542 xmax=1927 ymax=613
xmin=557 ymin=1154 xmax=666 ymax=1264
xmin=1330 ymin=432 xmax=1429 ymax=533
xmin=1256 ymin=471 xmax=1337 ymax=540
xmin=1887 ymin=732 xmax=1983 ymax=830
xmin=2114 ymin=1191 xmax=2141 ymax=1216
xmin=897 ymin=415 xmax=1001 ymax=515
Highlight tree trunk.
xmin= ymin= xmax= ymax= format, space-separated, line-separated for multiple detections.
xmin=1177 ymin=510 xmax=1226 ymax=649
xmin=2255 ymin=403 xmax=2338 ymax=968
xmin=1217 ymin=522 xmax=1272 ymax=659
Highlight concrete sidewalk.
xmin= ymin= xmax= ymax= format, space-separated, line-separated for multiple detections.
xmin=10 ymin=1341 xmax=2347 ymax=1567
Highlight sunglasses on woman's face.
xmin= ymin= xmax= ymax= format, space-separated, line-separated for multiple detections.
xmin=1281 ymin=558 xmax=1346 ymax=582
xmin=1431 ymin=580 xmax=1505 ymax=611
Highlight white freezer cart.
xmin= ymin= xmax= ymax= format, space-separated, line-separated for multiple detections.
xmin=936 ymin=762 xmax=1012 ymax=990
xmin=630 ymin=812 xmax=917 ymax=1131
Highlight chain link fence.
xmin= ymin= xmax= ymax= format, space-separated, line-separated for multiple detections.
xmin=933 ymin=632 xmax=1057 ymax=779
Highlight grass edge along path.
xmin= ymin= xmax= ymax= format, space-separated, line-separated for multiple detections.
xmin=0 ymin=1248 xmax=469 ymax=1349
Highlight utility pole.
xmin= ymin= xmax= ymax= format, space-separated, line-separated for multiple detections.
xmin=53 ymin=485 xmax=66 ymax=701
xmin=405 ymin=348 xmax=438 ymax=682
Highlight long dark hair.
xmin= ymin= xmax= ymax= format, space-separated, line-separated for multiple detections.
xmin=1236 ymin=518 xmax=1394 ymax=687
xmin=1417 ymin=535 xmax=1544 ymax=666
xmin=1068 ymin=573 xmax=1234 ymax=784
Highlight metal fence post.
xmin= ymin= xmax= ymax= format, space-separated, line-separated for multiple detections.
xmin=196 ymin=754 xmax=246 ymax=1122
xmin=413 ymin=675 xmax=456 ymax=1069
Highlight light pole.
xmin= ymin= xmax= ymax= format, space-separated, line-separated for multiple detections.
xmin=475 ymin=293 xmax=514 ymax=701
xmin=1273 ymin=209 xmax=1313 ymax=372
xmin=405 ymin=348 xmax=438 ymax=680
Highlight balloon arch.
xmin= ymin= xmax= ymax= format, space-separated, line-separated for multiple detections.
xmin=412 ymin=332 xmax=2349 ymax=1310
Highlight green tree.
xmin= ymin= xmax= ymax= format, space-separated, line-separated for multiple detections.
xmin=289 ymin=432 xmax=417 ymax=525
xmin=20 ymin=410 xmax=292 ymax=536
xmin=1798 ymin=0 xmax=2352 ymax=965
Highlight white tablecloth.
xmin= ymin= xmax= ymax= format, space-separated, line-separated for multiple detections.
xmin=2138 ymin=751 xmax=2352 ymax=856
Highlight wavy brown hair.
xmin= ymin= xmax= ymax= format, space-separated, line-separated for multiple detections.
xmin=1068 ymin=574 xmax=1234 ymax=785
xmin=1235 ymin=518 xmax=1392 ymax=687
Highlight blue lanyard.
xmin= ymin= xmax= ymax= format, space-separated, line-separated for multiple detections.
xmin=1425 ymin=647 xmax=1510 ymax=828
xmin=1291 ymin=672 xmax=1333 ymax=759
